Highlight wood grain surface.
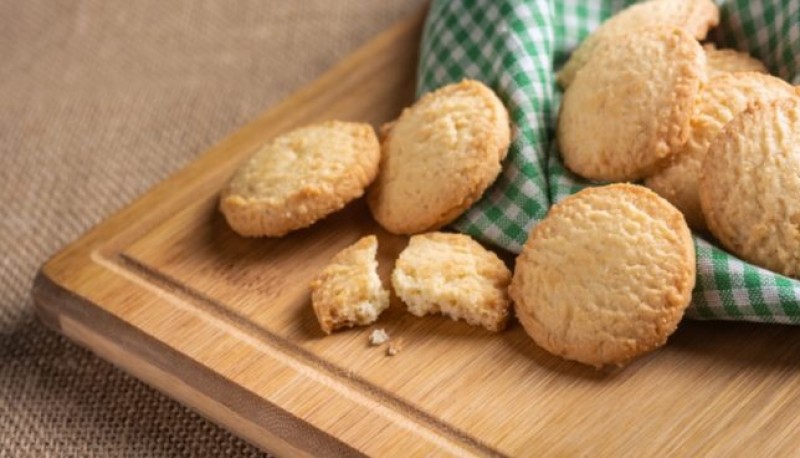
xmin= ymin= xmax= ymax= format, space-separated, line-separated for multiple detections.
xmin=33 ymin=8 xmax=800 ymax=457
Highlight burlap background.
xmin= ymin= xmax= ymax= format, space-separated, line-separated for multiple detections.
xmin=0 ymin=1 xmax=425 ymax=456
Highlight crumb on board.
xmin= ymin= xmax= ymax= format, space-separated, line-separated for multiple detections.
xmin=369 ymin=328 xmax=389 ymax=346
xmin=386 ymin=338 xmax=404 ymax=356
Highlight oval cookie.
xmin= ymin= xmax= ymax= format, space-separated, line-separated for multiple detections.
xmin=557 ymin=0 xmax=718 ymax=88
xmin=510 ymin=184 xmax=695 ymax=368
xmin=220 ymin=121 xmax=380 ymax=237
xmin=699 ymin=98 xmax=800 ymax=279
xmin=367 ymin=80 xmax=511 ymax=235
xmin=645 ymin=73 xmax=795 ymax=231
xmin=558 ymin=27 xmax=705 ymax=182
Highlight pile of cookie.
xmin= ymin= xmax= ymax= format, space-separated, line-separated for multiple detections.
xmin=557 ymin=0 xmax=800 ymax=280
xmin=544 ymin=0 xmax=800 ymax=366
xmin=219 ymin=80 xmax=515 ymax=344
xmin=218 ymin=0 xmax=800 ymax=369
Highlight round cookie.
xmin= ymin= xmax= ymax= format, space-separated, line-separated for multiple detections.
xmin=220 ymin=121 xmax=380 ymax=237
xmin=703 ymin=44 xmax=768 ymax=75
xmin=367 ymin=80 xmax=510 ymax=235
xmin=699 ymin=98 xmax=800 ymax=279
xmin=557 ymin=0 xmax=718 ymax=88
xmin=645 ymin=73 xmax=795 ymax=232
xmin=558 ymin=27 xmax=706 ymax=182
xmin=510 ymin=184 xmax=696 ymax=368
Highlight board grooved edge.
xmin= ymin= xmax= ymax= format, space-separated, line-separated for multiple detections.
xmin=32 ymin=272 xmax=362 ymax=458
xmin=112 ymin=252 xmax=503 ymax=457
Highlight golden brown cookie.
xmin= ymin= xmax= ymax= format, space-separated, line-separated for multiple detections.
xmin=557 ymin=0 xmax=718 ymax=88
xmin=510 ymin=184 xmax=696 ymax=368
xmin=367 ymin=80 xmax=511 ymax=235
xmin=220 ymin=121 xmax=380 ymax=237
xmin=558 ymin=27 xmax=705 ymax=182
xmin=392 ymin=232 xmax=512 ymax=331
xmin=645 ymin=73 xmax=795 ymax=231
xmin=703 ymin=44 xmax=768 ymax=75
xmin=699 ymin=98 xmax=800 ymax=279
xmin=310 ymin=235 xmax=390 ymax=334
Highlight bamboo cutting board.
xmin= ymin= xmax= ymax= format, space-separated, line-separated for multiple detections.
xmin=33 ymin=9 xmax=800 ymax=457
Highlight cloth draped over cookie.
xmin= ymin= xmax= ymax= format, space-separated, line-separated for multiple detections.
xmin=417 ymin=0 xmax=800 ymax=324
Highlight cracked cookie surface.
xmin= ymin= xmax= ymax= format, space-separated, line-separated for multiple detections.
xmin=367 ymin=80 xmax=510 ymax=235
xmin=220 ymin=120 xmax=380 ymax=237
xmin=700 ymin=98 xmax=800 ymax=279
xmin=510 ymin=184 xmax=695 ymax=367
xmin=558 ymin=27 xmax=706 ymax=182
xmin=645 ymin=72 xmax=794 ymax=231
xmin=557 ymin=0 xmax=718 ymax=88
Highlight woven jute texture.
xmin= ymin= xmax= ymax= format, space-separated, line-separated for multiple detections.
xmin=0 ymin=1 xmax=424 ymax=456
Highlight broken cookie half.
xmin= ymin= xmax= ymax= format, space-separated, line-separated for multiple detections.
xmin=310 ymin=235 xmax=389 ymax=334
xmin=392 ymin=232 xmax=512 ymax=332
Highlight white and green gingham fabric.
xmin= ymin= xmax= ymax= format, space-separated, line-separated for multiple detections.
xmin=418 ymin=0 xmax=800 ymax=324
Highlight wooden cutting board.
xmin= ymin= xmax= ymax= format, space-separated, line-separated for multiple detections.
xmin=33 ymin=9 xmax=800 ymax=457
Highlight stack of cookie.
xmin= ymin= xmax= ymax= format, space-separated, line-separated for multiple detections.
xmin=535 ymin=0 xmax=800 ymax=366
xmin=217 ymin=0 xmax=800 ymax=369
xmin=219 ymin=80 xmax=515 ymax=339
xmin=557 ymin=0 xmax=800 ymax=278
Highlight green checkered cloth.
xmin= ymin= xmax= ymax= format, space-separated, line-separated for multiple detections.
xmin=418 ymin=0 xmax=800 ymax=324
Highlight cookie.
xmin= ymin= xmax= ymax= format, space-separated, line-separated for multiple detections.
xmin=703 ymin=44 xmax=768 ymax=76
xmin=310 ymin=235 xmax=390 ymax=334
xmin=220 ymin=121 xmax=380 ymax=237
xmin=645 ymin=73 xmax=795 ymax=231
xmin=699 ymin=98 xmax=800 ymax=279
xmin=510 ymin=184 xmax=696 ymax=368
xmin=557 ymin=0 xmax=718 ymax=88
xmin=558 ymin=27 xmax=705 ymax=182
xmin=391 ymin=232 xmax=512 ymax=332
xmin=367 ymin=80 xmax=511 ymax=235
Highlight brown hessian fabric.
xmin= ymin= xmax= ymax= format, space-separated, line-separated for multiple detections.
xmin=0 ymin=1 xmax=425 ymax=456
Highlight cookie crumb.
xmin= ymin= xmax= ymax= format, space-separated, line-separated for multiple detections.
xmin=386 ymin=339 xmax=404 ymax=356
xmin=369 ymin=328 xmax=389 ymax=346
